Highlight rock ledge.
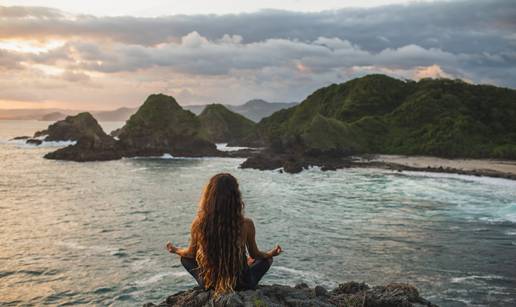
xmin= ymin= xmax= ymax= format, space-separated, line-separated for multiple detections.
xmin=144 ymin=282 xmax=436 ymax=307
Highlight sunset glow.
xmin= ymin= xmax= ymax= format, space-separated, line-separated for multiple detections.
xmin=0 ymin=1 xmax=515 ymax=111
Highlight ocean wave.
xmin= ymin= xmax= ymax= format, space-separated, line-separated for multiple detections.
xmin=216 ymin=143 xmax=249 ymax=152
xmin=390 ymin=170 xmax=516 ymax=188
xmin=6 ymin=138 xmax=76 ymax=148
xmin=133 ymin=271 xmax=189 ymax=286
xmin=127 ymin=154 xmax=204 ymax=160
xmin=477 ymin=202 xmax=516 ymax=223
xmin=451 ymin=274 xmax=508 ymax=283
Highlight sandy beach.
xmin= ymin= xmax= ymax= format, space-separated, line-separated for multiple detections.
xmin=360 ymin=155 xmax=516 ymax=179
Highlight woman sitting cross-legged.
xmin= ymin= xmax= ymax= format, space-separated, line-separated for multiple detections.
xmin=166 ymin=173 xmax=283 ymax=295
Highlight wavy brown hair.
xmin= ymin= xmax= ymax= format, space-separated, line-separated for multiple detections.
xmin=192 ymin=173 xmax=245 ymax=295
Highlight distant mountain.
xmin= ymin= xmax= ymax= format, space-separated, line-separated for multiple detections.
xmin=184 ymin=100 xmax=297 ymax=122
xmin=39 ymin=112 xmax=67 ymax=121
xmin=256 ymin=74 xmax=516 ymax=159
xmin=0 ymin=100 xmax=296 ymax=122
xmin=227 ymin=100 xmax=298 ymax=122
xmin=198 ymin=104 xmax=255 ymax=143
xmin=0 ymin=108 xmax=73 ymax=120
xmin=92 ymin=107 xmax=137 ymax=122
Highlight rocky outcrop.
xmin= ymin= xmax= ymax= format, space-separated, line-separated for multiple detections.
xmin=9 ymin=136 xmax=30 ymax=140
xmin=44 ymin=135 xmax=122 ymax=161
xmin=240 ymin=151 xmax=356 ymax=174
xmin=43 ymin=94 xmax=227 ymax=161
xmin=34 ymin=112 xmax=108 ymax=142
xmin=143 ymin=282 xmax=436 ymax=307
xmin=118 ymin=94 xmax=218 ymax=157
xmin=26 ymin=139 xmax=43 ymax=145
xmin=43 ymin=113 xmax=122 ymax=161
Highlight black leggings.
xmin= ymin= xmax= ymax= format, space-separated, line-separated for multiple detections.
xmin=180 ymin=256 xmax=272 ymax=290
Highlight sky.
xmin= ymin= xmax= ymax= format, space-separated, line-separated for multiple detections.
xmin=1 ymin=0 xmax=515 ymax=110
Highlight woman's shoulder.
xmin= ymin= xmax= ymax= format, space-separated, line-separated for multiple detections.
xmin=243 ymin=217 xmax=254 ymax=226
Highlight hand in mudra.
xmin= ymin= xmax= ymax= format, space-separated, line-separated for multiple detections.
xmin=166 ymin=241 xmax=177 ymax=254
xmin=270 ymin=244 xmax=283 ymax=257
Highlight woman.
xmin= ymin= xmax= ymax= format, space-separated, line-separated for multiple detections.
xmin=165 ymin=173 xmax=282 ymax=295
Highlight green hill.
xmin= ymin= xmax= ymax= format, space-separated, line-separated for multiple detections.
xmin=118 ymin=94 xmax=217 ymax=156
xmin=198 ymin=104 xmax=256 ymax=143
xmin=256 ymin=74 xmax=516 ymax=159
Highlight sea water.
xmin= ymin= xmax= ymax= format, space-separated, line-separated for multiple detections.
xmin=0 ymin=120 xmax=515 ymax=306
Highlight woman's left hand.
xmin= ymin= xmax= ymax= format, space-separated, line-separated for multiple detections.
xmin=166 ymin=241 xmax=177 ymax=254
xmin=270 ymin=244 xmax=283 ymax=257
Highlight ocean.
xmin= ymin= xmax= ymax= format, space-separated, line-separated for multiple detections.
xmin=1 ymin=120 xmax=515 ymax=306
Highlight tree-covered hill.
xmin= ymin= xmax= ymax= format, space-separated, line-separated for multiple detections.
xmin=256 ymin=74 xmax=516 ymax=159
xmin=198 ymin=104 xmax=256 ymax=143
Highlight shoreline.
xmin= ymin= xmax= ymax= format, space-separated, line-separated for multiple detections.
xmin=354 ymin=155 xmax=516 ymax=181
xmin=239 ymin=151 xmax=516 ymax=180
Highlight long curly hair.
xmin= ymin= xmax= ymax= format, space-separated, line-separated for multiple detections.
xmin=192 ymin=173 xmax=245 ymax=295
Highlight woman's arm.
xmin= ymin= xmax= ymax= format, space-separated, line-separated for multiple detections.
xmin=245 ymin=218 xmax=282 ymax=259
xmin=168 ymin=239 xmax=196 ymax=258
xmin=166 ymin=220 xmax=198 ymax=258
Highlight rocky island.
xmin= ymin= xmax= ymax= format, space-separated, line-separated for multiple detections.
xmin=25 ymin=75 xmax=516 ymax=180
xmin=144 ymin=282 xmax=436 ymax=307
xmin=41 ymin=94 xmax=253 ymax=161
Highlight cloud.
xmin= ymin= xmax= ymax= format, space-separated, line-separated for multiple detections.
xmin=0 ymin=0 xmax=515 ymax=109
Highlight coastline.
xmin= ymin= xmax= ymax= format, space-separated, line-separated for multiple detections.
xmin=355 ymin=155 xmax=516 ymax=180
xmin=239 ymin=150 xmax=516 ymax=180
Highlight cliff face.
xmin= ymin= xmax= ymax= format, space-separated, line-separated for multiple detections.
xmin=198 ymin=104 xmax=256 ymax=144
xmin=143 ymin=282 xmax=436 ymax=307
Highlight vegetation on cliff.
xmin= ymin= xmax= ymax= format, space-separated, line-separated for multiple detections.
xmin=256 ymin=74 xmax=516 ymax=159
xmin=118 ymin=94 xmax=217 ymax=156
xmin=198 ymin=104 xmax=256 ymax=143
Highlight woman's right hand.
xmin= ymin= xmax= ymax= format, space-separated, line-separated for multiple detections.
xmin=269 ymin=244 xmax=283 ymax=257
xmin=166 ymin=241 xmax=177 ymax=254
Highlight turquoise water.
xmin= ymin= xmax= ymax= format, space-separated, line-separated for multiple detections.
xmin=1 ymin=120 xmax=515 ymax=306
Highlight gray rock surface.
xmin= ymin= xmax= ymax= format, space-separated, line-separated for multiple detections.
xmin=143 ymin=282 xmax=436 ymax=307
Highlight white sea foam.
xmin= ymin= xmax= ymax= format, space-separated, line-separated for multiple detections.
xmin=127 ymin=154 xmax=204 ymax=160
xmin=216 ymin=143 xmax=249 ymax=152
xmin=6 ymin=138 xmax=76 ymax=148
xmin=451 ymin=275 xmax=506 ymax=283
xmin=392 ymin=169 xmax=516 ymax=188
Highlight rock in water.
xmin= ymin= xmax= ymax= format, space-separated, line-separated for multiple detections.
xmin=44 ymin=135 xmax=122 ymax=162
xmin=9 ymin=136 xmax=30 ymax=141
xmin=44 ymin=113 xmax=122 ymax=161
xmin=118 ymin=94 xmax=218 ymax=157
xmin=26 ymin=139 xmax=43 ymax=145
xmin=143 ymin=282 xmax=436 ymax=307
xmin=35 ymin=112 xmax=108 ymax=142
